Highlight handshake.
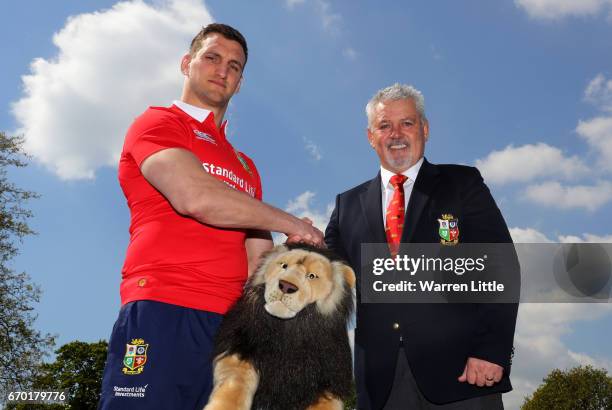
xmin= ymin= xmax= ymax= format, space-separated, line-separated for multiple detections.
xmin=285 ymin=217 xmax=326 ymax=248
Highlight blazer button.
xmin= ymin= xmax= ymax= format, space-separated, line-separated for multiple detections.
xmin=392 ymin=322 xmax=400 ymax=330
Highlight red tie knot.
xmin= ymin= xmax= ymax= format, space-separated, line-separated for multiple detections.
xmin=390 ymin=174 xmax=408 ymax=189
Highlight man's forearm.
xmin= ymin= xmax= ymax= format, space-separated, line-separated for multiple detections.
xmin=185 ymin=181 xmax=301 ymax=232
xmin=141 ymin=147 xmax=321 ymax=241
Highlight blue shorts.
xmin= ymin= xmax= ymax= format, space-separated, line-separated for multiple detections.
xmin=98 ymin=300 xmax=223 ymax=410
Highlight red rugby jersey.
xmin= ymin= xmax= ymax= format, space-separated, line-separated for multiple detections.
xmin=118 ymin=103 xmax=262 ymax=314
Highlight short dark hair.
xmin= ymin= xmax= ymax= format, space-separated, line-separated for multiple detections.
xmin=189 ymin=23 xmax=248 ymax=64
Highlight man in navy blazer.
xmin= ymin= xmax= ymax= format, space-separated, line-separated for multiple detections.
xmin=325 ymin=83 xmax=518 ymax=409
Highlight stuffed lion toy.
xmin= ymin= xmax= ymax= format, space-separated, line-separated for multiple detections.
xmin=204 ymin=243 xmax=356 ymax=410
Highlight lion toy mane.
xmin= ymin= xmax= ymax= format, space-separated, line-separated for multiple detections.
xmin=203 ymin=243 xmax=356 ymax=410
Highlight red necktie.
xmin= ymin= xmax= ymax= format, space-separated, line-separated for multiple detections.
xmin=386 ymin=174 xmax=408 ymax=256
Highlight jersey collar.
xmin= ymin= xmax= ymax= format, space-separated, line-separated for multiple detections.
xmin=172 ymin=100 xmax=228 ymax=134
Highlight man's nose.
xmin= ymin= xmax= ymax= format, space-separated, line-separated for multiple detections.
xmin=215 ymin=63 xmax=229 ymax=78
xmin=390 ymin=125 xmax=401 ymax=138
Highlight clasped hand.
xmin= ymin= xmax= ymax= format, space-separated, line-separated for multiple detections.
xmin=458 ymin=357 xmax=503 ymax=387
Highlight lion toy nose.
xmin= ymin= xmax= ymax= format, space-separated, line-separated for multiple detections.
xmin=278 ymin=280 xmax=299 ymax=294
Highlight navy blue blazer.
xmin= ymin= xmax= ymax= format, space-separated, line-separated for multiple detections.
xmin=325 ymin=158 xmax=519 ymax=408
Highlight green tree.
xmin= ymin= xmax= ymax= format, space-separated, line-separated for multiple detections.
xmin=343 ymin=385 xmax=356 ymax=410
xmin=0 ymin=132 xmax=55 ymax=403
xmin=8 ymin=340 xmax=108 ymax=410
xmin=522 ymin=365 xmax=612 ymax=410
xmin=39 ymin=340 xmax=108 ymax=409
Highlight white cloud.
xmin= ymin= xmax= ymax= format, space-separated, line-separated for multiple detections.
xmin=284 ymin=0 xmax=342 ymax=32
xmin=523 ymin=180 xmax=612 ymax=211
xmin=576 ymin=116 xmax=612 ymax=172
xmin=577 ymin=74 xmax=612 ymax=172
xmin=475 ymin=143 xmax=588 ymax=185
xmin=314 ymin=0 xmax=342 ymax=31
xmin=499 ymin=229 xmax=612 ymax=406
xmin=511 ymin=225 xmax=612 ymax=244
xmin=285 ymin=191 xmax=333 ymax=232
xmin=505 ymin=303 xmax=612 ymax=409
xmin=12 ymin=0 xmax=212 ymax=179
xmin=514 ymin=0 xmax=612 ymax=20
xmin=285 ymin=0 xmax=306 ymax=8
xmin=283 ymin=0 xmax=354 ymax=70
xmin=559 ymin=233 xmax=612 ymax=242
xmin=303 ymin=137 xmax=322 ymax=161
xmin=477 ymin=74 xmax=612 ymax=215
xmin=342 ymin=47 xmax=358 ymax=60
xmin=510 ymin=227 xmax=554 ymax=243
xmin=584 ymin=73 xmax=612 ymax=112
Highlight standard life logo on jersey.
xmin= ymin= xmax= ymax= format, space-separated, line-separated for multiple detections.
xmin=202 ymin=162 xmax=256 ymax=197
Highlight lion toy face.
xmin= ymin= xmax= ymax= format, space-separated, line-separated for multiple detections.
xmin=204 ymin=244 xmax=356 ymax=410
xmin=251 ymin=244 xmax=356 ymax=319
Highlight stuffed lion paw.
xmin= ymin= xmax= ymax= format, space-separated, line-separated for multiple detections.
xmin=203 ymin=244 xmax=356 ymax=410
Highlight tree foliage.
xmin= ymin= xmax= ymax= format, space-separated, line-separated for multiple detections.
xmin=0 ymin=132 xmax=55 ymax=401
xmin=8 ymin=340 xmax=108 ymax=409
xmin=522 ymin=365 xmax=612 ymax=410
xmin=40 ymin=340 xmax=108 ymax=409
xmin=344 ymin=386 xmax=356 ymax=410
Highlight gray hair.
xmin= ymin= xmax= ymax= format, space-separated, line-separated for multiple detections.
xmin=365 ymin=83 xmax=427 ymax=128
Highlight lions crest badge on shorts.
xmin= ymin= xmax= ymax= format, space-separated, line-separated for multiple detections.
xmin=438 ymin=214 xmax=459 ymax=245
xmin=122 ymin=338 xmax=148 ymax=375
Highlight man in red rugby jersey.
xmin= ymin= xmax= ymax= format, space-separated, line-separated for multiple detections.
xmin=99 ymin=23 xmax=323 ymax=410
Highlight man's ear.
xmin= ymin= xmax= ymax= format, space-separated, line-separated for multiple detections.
xmin=367 ymin=128 xmax=374 ymax=148
xmin=423 ymin=119 xmax=430 ymax=141
xmin=180 ymin=53 xmax=191 ymax=76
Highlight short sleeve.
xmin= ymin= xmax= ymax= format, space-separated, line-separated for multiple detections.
xmin=255 ymin=168 xmax=263 ymax=201
xmin=124 ymin=108 xmax=192 ymax=167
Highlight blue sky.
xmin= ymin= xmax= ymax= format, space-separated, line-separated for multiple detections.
xmin=2 ymin=1 xmax=612 ymax=408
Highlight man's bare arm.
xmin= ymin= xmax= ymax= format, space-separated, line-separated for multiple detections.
xmin=245 ymin=230 xmax=274 ymax=277
xmin=140 ymin=147 xmax=323 ymax=244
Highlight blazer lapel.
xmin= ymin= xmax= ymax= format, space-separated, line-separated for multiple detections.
xmin=359 ymin=173 xmax=387 ymax=244
xmin=402 ymin=158 xmax=440 ymax=243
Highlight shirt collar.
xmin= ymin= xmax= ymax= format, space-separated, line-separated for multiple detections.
xmin=172 ymin=100 xmax=228 ymax=133
xmin=380 ymin=157 xmax=424 ymax=188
